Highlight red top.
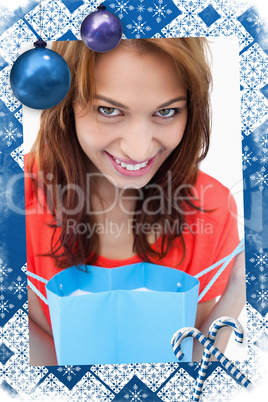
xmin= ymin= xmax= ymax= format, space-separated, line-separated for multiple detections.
xmin=25 ymin=160 xmax=239 ymax=327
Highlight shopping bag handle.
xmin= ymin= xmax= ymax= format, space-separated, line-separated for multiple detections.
xmin=27 ymin=273 xmax=48 ymax=305
xmin=26 ymin=239 xmax=245 ymax=304
xmin=195 ymin=239 xmax=245 ymax=302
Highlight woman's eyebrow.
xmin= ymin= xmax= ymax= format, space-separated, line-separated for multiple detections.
xmin=157 ymin=96 xmax=187 ymax=109
xmin=95 ymin=95 xmax=187 ymax=110
xmin=95 ymin=95 xmax=129 ymax=110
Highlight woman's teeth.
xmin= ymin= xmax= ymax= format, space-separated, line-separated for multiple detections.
xmin=113 ymin=157 xmax=149 ymax=171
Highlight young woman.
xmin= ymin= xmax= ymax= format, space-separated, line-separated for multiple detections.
xmin=25 ymin=38 xmax=245 ymax=365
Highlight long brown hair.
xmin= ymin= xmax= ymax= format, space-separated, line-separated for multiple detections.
xmin=28 ymin=38 xmax=212 ymax=268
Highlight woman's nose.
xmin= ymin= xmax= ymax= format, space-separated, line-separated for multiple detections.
xmin=120 ymin=120 xmax=155 ymax=162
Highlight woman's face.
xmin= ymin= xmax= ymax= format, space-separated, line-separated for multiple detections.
xmin=73 ymin=45 xmax=188 ymax=190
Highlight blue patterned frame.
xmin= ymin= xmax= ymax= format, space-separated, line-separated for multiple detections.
xmin=0 ymin=0 xmax=267 ymax=400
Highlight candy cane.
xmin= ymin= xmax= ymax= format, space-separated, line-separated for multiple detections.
xmin=171 ymin=327 xmax=251 ymax=389
xmin=191 ymin=317 xmax=244 ymax=401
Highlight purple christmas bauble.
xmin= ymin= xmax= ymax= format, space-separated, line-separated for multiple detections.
xmin=81 ymin=5 xmax=123 ymax=52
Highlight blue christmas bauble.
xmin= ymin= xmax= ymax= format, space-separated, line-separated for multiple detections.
xmin=81 ymin=5 xmax=123 ymax=52
xmin=10 ymin=40 xmax=71 ymax=110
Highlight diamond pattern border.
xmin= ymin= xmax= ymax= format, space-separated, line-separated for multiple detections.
xmin=0 ymin=0 xmax=268 ymax=400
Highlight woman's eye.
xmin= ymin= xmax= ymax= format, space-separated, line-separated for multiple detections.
xmin=98 ymin=107 xmax=122 ymax=117
xmin=154 ymin=109 xmax=177 ymax=118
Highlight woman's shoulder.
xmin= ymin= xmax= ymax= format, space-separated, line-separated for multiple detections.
xmin=192 ymin=170 xmax=237 ymax=223
xmin=195 ymin=170 xmax=234 ymax=202
xmin=195 ymin=170 xmax=230 ymax=193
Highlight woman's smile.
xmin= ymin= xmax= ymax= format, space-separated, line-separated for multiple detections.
xmin=105 ymin=151 xmax=159 ymax=177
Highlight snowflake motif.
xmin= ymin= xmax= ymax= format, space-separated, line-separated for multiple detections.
xmin=250 ymin=248 xmax=268 ymax=271
xmin=253 ymin=289 xmax=268 ymax=309
xmin=250 ymin=167 xmax=268 ymax=191
xmin=0 ymin=296 xmax=14 ymax=319
xmin=178 ymin=0 xmax=198 ymax=17
xmin=243 ymin=91 xmax=268 ymax=131
xmin=90 ymin=363 xmax=135 ymax=394
xmin=2 ymin=310 xmax=30 ymax=355
xmin=124 ymin=384 xmax=148 ymax=401
xmin=260 ymin=154 xmax=268 ymax=164
xmin=254 ymin=130 xmax=268 ymax=165
xmin=10 ymin=143 xmax=24 ymax=171
xmin=206 ymin=4 xmax=241 ymax=36
xmin=237 ymin=355 xmax=255 ymax=378
xmin=20 ymin=263 xmax=27 ymax=275
xmin=151 ymin=32 xmax=163 ymax=38
xmin=246 ymin=305 xmax=268 ymax=355
xmin=259 ymin=273 xmax=267 ymax=283
xmin=188 ymin=361 xmax=200 ymax=370
xmin=147 ymin=1 xmax=172 ymax=24
xmin=242 ymin=145 xmax=257 ymax=170
xmin=245 ymin=271 xmax=256 ymax=286
xmin=247 ymin=12 xmax=264 ymax=34
xmin=137 ymin=3 xmax=145 ymax=14
xmin=57 ymin=365 xmax=81 ymax=382
xmin=157 ymin=367 xmax=193 ymax=401
xmin=14 ymin=107 xmax=23 ymax=124
xmin=0 ymin=70 xmax=21 ymax=112
xmin=71 ymin=371 xmax=114 ymax=400
xmin=208 ymin=13 xmax=253 ymax=52
xmin=0 ymin=123 xmax=22 ymax=147
xmin=240 ymin=44 xmax=268 ymax=91
xmin=110 ymin=0 xmax=135 ymax=19
xmin=0 ymin=342 xmax=14 ymax=364
xmin=25 ymin=0 xmax=72 ymax=41
xmin=257 ymin=132 xmax=268 ymax=150
xmin=8 ymin=276 xmax=27 ymax=301
xmin=161 ymin=12 xmax=207 ymax=39
xmin=31 ymin=373 xmax=70 ymax=398
xmin=134 ymin=361 xmax=179 ymax=392
xmin=126 ymin=17 xmax=151 ymax=38
xmin=201 ymin=366 xmax=239 ymax=401
xmin=0 ymin=260 xmax=13 ymax=281
xmin=0 ymin=20 xmax=35 ymax=64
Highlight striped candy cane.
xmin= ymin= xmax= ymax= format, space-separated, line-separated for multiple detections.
xmin=191 ymin=317 xmax=244 ymax=401
xmin=171 ymin=327 xmax=251 ymax=390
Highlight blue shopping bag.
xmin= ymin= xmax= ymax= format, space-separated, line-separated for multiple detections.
xmin=46 ymin=262 xmax=199 ymax=365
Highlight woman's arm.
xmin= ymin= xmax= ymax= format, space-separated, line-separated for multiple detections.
xmin=193 ymin=251 xmax=246 ymax=361
xmin=29 ymin=318 xmax=58 ymax=366
xmin=28 ymin=288 xmax=53 ymax=336
xmin=28 ymin=288 xmax=58 ymax=365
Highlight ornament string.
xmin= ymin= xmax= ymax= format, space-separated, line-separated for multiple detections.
xmin=39 ymin=0 xmax=42 ymax=39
